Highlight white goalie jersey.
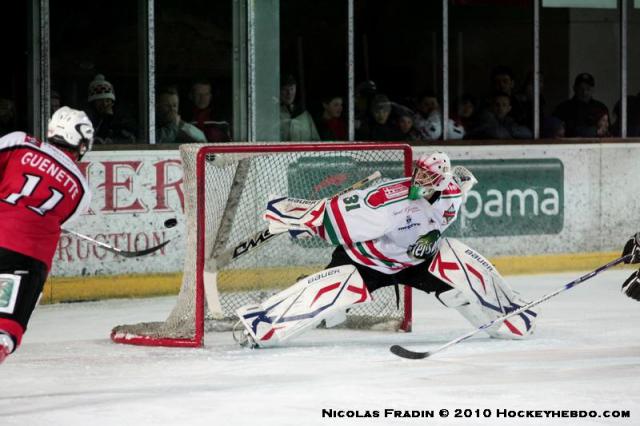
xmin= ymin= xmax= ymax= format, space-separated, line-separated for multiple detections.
xmin=314 ymin=177 xmax=463 ymax=274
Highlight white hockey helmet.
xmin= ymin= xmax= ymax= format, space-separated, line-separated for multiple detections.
xmin=47 ymin=106 xmax=94 ymax=160
xmin=410 ymin=151 xmax=453 ymax=199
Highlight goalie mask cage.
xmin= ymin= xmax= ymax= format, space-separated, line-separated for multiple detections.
xmin=111 ymin=142 xmax=413 ymax=347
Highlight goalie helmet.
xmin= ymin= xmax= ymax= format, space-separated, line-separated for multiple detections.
xmin=409 ymin=152 xmax=453 ymax=199
xmin=47 ymin=106 xmax=94 ymax=160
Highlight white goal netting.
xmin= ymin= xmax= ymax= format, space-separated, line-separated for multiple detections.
xmin=112 ymin=143 xmax=413 ymax=347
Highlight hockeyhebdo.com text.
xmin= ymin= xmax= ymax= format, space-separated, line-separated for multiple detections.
xmin=321 ymin=408 xmax=630 ymax=420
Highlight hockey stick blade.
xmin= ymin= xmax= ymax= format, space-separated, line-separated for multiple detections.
xmin=63 ymin=229 xmax=171 ymax=258
xmin=390 ymin=254 xmax=632 ymax=360
xmin=390 ymin=344 xmax=431 ymax=359
xmin=113 ymin=240 xmax=171 ymax=257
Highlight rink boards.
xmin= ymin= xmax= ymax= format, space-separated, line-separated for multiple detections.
xmin=42 ymin=142 xmax=639 ymax=303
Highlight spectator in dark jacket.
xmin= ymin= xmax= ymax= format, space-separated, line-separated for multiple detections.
xmin=357 ymin=94 xmax=403 ymax=141
xmin=183 ymin=79 xmax=231 ymax=142
xmin=553 ymin=73 xmax=609 ymax=137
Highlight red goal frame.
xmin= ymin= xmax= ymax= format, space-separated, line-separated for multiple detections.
xmin=112 ymin=143 xmax=413 ymax=347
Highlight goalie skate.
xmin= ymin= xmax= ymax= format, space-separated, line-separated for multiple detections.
xmin=232 ymin=320 xmax=258 ymax=348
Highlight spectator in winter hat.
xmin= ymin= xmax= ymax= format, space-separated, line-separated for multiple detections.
xmin=552 ymin=72 xmax=609 ymax=137
xmin=357 ymin=94 xmax=403 ymax=141
xmin=394 ymin=104 xmax=420 ymax=141
xmin=86 ymin=74 xmax=137 ymax=144
xmin=354 ymin=80 xmax=378 ymax=137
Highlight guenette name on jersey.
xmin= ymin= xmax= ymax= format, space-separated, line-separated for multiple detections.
xmin=21 ymin=151 xmax=81 ymax=200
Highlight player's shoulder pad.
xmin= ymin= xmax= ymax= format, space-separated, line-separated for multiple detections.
xmin=363 ymin=178 xmax=410 ymax=209
xmin=0 ymin=131 xmax=41 ymax=151
xmin=441 ymin=180 xmax=462 ymax=199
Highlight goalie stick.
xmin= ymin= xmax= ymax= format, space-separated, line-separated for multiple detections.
xmin=211 ymin=171 xmax=383 ymax=269
xmin=62 ymin=218 xmax=177 ymax=258
xmin=390 ymin=253 xmax=632 ymax=360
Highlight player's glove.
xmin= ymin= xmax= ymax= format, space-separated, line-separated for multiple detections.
xmin=407 ymin=230 xmax=441 ymax=260
xmin=622 ymin=232 xmax=640 ymax=264
xmin=622 ymin=269 xmax=640 ymax=301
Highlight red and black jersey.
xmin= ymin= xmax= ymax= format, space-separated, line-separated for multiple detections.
xmin=0 ymin=131 xmax=91 ymax=270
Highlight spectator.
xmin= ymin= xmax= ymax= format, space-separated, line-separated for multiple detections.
xmin=354 ymin=80 xmax=377 ymax=137
xmin=553 ymin=73 xmax=609 ymax=137
xmin=575 ymin=107 xmax=611 ymax=138
xmin=51 ymin=90 xmax=62 ymax=113
xmin=86 ymin=74 xmax=137 ymax=144
xmin=316 ymin=94 xmax=347 ymax=141
xmin=453 ymin=94 xmax=485 ymax=139
xmin=0 ymin=98 xmax=17 ymax=137
xmin=612 ymin=93 xmax=640 ymax=137
xmin=156 ymin=86 xmax=206 ymax=144
xmin=480 ymin=92 xmax=532 ymax=140
xmin=490 ymin=65 xmax=525 ymax=125
xmin=280 ymin=74 xmax=320 ymax=141
xmin=542 ymin=116 xmax=566 ymax=139
xmin=357 ymin=94 xmax=403 ymax=141
xmin=515 ymin=71 xmax=546 ymax=132
xmin=183 ymin=79 xmax=231 ymax=142
xmin=394 ymin=104 xmax=420 ymax=141
xmin=413 ymin=90 xmax=464 ymax=140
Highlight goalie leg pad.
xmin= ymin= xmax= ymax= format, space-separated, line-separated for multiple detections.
xmin=429 ymin=238 xmax=537 ymax=339
xmin=236 ymin=265 xmax=371 ymax=347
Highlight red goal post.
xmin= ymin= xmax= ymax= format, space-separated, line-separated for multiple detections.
xmin=111 ymin=142 xmax=414 ymax=347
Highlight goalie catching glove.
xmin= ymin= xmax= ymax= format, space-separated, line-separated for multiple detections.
xmin=263 ymin=196 xmax=327 ymax=238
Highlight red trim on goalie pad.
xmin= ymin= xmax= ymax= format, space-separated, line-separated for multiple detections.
xmin=347 ymin=284 xmax=369 ymax=303
xmin=311 ymin=282 xmax=341 ymax=306
xmin=503 ymin=319 xmax=523 ymax=336
xmin=429 ymin=252 xmax=460 ymax=284
xmin=260 ymin=326 xmax=285 ymax=342
xmin=0 ymin=318 xmax=24 ymax=347
xmin=465 ymin=263 xmax=487 ymax=293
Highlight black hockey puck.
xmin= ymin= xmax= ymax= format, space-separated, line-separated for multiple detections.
xmin=164 ymin=218 xmax=178 ymax=228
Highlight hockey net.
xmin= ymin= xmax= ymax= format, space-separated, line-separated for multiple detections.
xmin=111 ymin=142 xmax=413 ymax=347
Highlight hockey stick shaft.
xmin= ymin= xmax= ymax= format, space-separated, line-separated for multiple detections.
xmin=213 ymin=171 xmax=383 ymax=269
xmin=391 ymin=254 xmax=631 ymax=359
xmin=62 ymin=229 xmax=170 ymax=258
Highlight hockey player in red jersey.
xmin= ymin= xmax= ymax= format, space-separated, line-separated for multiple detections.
xmin=0 ymin=107 xmax=93 ymax=363
xmin=235 ymin=152 xmax=538 ymax=348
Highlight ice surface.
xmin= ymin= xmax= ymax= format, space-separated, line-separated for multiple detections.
xmin=2 ymin=270 xmax=639 ymax=425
